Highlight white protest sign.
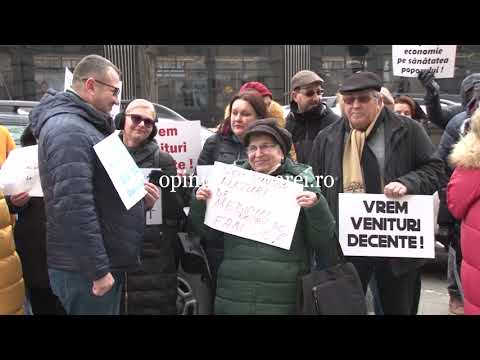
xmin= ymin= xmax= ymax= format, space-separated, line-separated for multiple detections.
xmin=94 ymin=133 xmax=146 ymax=210
xmin=141 ymin=168 xmax=162 ymax=225
xmin=204 ymin=162 xmax=303 ymax=250
xmin=0 ymin=145 xmax=43 ymax=197
xmin=64 ymin=67 xmax=73 ymax=91
xmin=339 ymin=193 xmax=435 ymax=258
xmin=392 ymin=45 xmax=457 ymax=78
xmin=196 ymin=165 xmax=214 ymax=185
xmin=155 ymin=120 xmax=201 ymax=175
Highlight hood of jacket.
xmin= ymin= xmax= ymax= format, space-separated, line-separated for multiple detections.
xmin=450 ymin=111 xmax=480 ymax=169
xmin=29 ymin=89 xmax=114 ymax=139
xmin=461 ymin=73 xmax=480 ymax=107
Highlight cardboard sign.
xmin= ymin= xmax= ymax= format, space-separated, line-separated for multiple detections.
xmin=155 ymin=120 xmax=201 ymax=175
xmin=94 ymin=133 xmax=146 ymax=210
xmin=204 ymin=162 xmax=303 ymax=250
xmin=141 ymin=168 xmax=163 ymax=225
xmin=0 ymin=145 xmax=43 ymax=197
xmin=339 ymin=193 xmax=435 ymax=258
xmin=392 ymin=45 xmax=457 ymax=78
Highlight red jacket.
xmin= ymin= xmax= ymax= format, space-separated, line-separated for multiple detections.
xmin=447 ymin=126 xmax=480 ymax=315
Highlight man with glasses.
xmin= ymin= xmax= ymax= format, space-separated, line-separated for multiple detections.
xmin=285 ymin=70 xmax=339 ymax=164
xmin=310 ymin=71 xmax=444 ymax=314
xmin=29 ymin=54 xmax=145 ymax=315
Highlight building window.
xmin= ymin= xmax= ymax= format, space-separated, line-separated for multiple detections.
xmin=33 ymin=55 xmax=83 ymax=100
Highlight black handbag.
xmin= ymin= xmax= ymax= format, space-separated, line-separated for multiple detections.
xmin=297 ymin=258 xmax=367 ymax=315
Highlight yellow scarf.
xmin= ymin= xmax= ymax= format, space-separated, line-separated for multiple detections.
xmin=342 ymin=110 xmax=382 ymax=193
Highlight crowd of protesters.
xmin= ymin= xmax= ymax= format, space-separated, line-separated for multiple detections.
xmin=0 ymin=53 xmax=478 ymax=315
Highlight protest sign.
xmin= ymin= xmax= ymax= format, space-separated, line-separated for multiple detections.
xmin=155 ymin=120 xmax=201 ymax=175
xmin=339 ymin=193 xmax=435 ymax=258
xmin=141 ymin=168 xmax=163 ymax=225
xmin=94 ymin=133 xmax=146 ymax=210
xmin=196 ymin=165 xmax=214 ymax=185
xmin=0 ymin=145 xmax=43 ymax=197
xmin=64 ymin=67 xmax=73 ymax=91
xmin=204 ymin=162 xmax=303 ymax=250
xmin=392 ymin=45 xmax=457 ymax=78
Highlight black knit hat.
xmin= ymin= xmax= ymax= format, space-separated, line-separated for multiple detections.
xmin=242 ymin=118 xmax=292 ymax=157
xmin=339 ymin=71 xmax=382 ymax=94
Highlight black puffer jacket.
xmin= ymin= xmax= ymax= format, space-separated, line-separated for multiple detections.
xmin=310 ymin=108 xmax=445 ymax=276
xmin=285 ymin=102 xmax=339 ymax=164
xmin=197 ymin=133 xmax=246 ymax=166
xmin=120 ymin=134 xmax=185 ymax=315
xmin=29 ymin=90 xmax=145 ymax=281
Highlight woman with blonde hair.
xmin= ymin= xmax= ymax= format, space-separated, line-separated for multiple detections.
xmin=447 ymin=108 xmax=480 ymax=314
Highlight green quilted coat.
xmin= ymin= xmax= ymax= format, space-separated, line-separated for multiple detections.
xmin=190 ymin=158 xmax=339 ymax=315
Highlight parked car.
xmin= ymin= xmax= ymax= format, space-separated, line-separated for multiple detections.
xmin=0 ymin=100 xmax=36 ymax=145
xmin=0 ymin=100 xmax=214 ymax=147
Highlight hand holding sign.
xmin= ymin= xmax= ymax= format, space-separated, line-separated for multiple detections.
xmin=196 ymin=184 xmax=212 ymax=201
xmin=144 ymin=182 xmax=160 ymax=210
xmin=384 ymin=182 xmax=408 ymax=198
xmin=11 ymin=192 xmax=30 ymax=207
xmin=418 ymin=69 xmax=440 ymax=96
xmin=296 ymin=191 xmax=319 ymax=208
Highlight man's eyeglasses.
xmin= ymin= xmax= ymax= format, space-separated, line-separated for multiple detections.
xmin=342 ymin=93 xmax=374 ymax=105
xmin=127 ymin=113 xmax=157 ymax=128
xmin=247 ymin=143 xmax=278 ymax=154
xmin=83 ymin=78 xmax=120 ymax=97
xmin=298 ymin=88 xmax=324 ymax=97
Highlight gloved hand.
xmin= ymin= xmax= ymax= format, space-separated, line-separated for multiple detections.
xmin=418 ymin=69 xmax=440 ymax=96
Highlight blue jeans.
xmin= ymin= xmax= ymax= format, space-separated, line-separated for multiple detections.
xmin=447 ymin=245 xmax=464 ymax=302
xmin=48 ymin=269 xmax=124 ymax=315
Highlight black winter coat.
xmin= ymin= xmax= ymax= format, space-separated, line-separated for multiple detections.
xmin=197 ymin=133 xmax=246 ymax=166
xmin=29 ymin=90 xmax=145 ymax=281
xmin=285 ymin=102 xmax=339 ymax=164
xmin=310 ymin=108 xmax=445 ymax=276
xmin=120 ymin=135 xmax=185 ymax=315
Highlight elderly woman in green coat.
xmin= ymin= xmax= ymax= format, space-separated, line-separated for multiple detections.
xmin=190 ymin=118 xmax=340 ymax=315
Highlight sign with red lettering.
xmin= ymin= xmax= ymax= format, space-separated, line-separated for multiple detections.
xmin=155 ymin=120 xmax=201 ymax=175
xmin=339 ymin=193 xmax=435 ymax=258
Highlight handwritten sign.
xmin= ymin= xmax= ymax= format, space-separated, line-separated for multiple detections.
xmin=155 ymin=120 xmax=201 ymax=175
xmin=141 ymin=168 xmax=162 ymax=225
xmin=94 ymin=133 xmax=146 ymax=210
xmin=0 ymin=145 xmax=43 ymax=197
xmin=204 ymin=162 xmax=303 ymax=250
xmin=339 ymin=193 xmax=435 ymax=258
xmin=392 ymin=45 xmax=457 ymax=78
